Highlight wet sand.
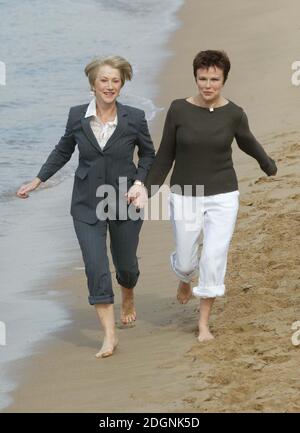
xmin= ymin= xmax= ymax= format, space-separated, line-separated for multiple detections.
xmin=4 ymin=0 xmax=300 ymax=413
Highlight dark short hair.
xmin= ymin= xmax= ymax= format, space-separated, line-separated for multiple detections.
xmin=193 ymin=50 xmax=231 ymax=83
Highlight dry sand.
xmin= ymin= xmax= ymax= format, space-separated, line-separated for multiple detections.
xmin=4 ymin=0 xmax=300 ymax=413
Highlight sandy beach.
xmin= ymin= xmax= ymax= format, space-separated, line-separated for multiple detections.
xmin=4 ymin=0 xmax=300 ymax=412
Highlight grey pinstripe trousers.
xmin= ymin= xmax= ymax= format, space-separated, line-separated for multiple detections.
xmin=73 ymin=218 xmax=143 ymax=305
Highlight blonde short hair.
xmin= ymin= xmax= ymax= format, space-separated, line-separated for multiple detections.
xmin=84 ymin=55 xmax=133 ymax=90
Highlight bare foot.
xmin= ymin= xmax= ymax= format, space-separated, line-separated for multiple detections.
xmin=198 ymin=326 xmax=215 ymax=343
xmin=95 ymin=335 xmax=118 ymax=359
xmin=177 ymin=281 xmax=192 ymax=304
xmin=121 ymin=286 xmax=136 ymax=325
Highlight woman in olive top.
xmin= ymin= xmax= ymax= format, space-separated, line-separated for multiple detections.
xmin=143 ymin=50 xmax=277 ymax=342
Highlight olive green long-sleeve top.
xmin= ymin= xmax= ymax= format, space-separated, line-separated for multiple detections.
xmin=145 ymin=99 xmax=277 ymax=196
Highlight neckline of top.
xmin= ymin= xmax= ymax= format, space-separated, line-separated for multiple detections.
xmin=183 ymin=98 xmax=232 ymax=111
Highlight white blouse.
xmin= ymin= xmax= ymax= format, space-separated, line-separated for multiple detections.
xmin=85 ymin=98 xmax=118 ymax=150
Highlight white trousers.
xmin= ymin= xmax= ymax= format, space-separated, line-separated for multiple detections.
xmin=169 ymin=190 xmax=239 ymax=298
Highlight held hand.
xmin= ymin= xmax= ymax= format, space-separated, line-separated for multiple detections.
xmin=132 ymin=188 xmax=148 ymax=209
xmin=125 ymin=184 xmax=142 ymax=204
xmin=16 ymin=177 xmax=42 ymax=199
xmin=125 ymin=184 xmax=148 ymax=209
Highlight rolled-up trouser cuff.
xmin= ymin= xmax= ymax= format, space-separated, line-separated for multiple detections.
xmin=116 ymin=270 xmax=140 ymax=289
xmin=170 ymin=251 xmax=198 ymax=283
xmin=88 ymin=294 xmax=114 ymax=305
xmin=192 ymin=284 xmax=225 ymax=299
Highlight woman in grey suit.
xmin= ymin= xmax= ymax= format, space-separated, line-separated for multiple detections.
xmin=17 ymin=56 xmax=155 ymax=358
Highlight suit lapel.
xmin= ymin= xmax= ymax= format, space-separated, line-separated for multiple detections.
xmin=79 ymin=100 xmax=128 ymax=154
xmin=81 ymin=116 xmax=103 ymax=154
xmin=102 ymin=101 xmax=128 ymax=152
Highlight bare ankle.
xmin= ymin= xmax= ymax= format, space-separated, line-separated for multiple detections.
xmin=199 ymin=323 xmax=209 ymax=332
xmin=121 ymin=286 xmax=134 ymax=298
xmin=104 ymin=328 xmax=116 ymax=339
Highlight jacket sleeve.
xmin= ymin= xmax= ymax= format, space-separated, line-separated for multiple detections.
xmin=235 ymin=111 xmax=277 ymax=176
xmin=37 ymin=108 xmax=77 ymax=182
xmin=134 ymin=111 xmax=156 ymax=183
xmin=144 ymin=103 xmax=176 ymax=196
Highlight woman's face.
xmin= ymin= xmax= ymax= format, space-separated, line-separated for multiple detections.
xmin=195 ymin=66 xmax=224 ymax=102
xmin=93 ymin=65 xmax=122 ymax=105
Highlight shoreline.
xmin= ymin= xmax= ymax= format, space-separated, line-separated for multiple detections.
xmin=4 ymin=0 xmax=300 ymax=413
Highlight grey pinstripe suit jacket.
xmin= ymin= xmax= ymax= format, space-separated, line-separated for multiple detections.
xmin=37 ymin=101 xmax=155 ymax=224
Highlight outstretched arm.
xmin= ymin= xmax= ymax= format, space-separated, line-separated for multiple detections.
xmin=16 ymin=108 xmax=76 ymax=199
xmin=36 ymin=108 xmax=77 ymax=182
xmin=235 ymin=111 xmax=277 ymax=176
